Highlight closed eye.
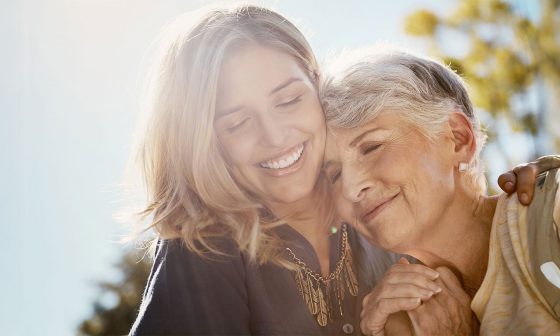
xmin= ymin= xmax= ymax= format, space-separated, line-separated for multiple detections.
xmin=227 ymin=117 xmax=250 ymax=132
xmin=276 ymin=95 xmax=302 ymax=108
xmin=362 ymin=143 xmax=381 ymax=155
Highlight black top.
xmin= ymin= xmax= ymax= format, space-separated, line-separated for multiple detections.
xmin=129 ymin=225 xmax=400 ymax=336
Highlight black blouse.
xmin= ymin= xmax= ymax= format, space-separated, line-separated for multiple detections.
xmin=129 ymin=225 xmax=400 ymax=335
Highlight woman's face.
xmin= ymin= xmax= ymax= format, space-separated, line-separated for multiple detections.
xmin=324 ymin=113 xmax=456 ymax=252
xmin=214 ymin=45 xmax=326 ymax=206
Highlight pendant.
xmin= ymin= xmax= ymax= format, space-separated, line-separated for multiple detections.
xmin=289 ymin=224 xmax=358 ymax=328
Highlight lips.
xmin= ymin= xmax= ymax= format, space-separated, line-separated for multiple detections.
xmin=360 ymin=192 xmax=399 ymax=223
xmin=259 ymin=143 xmax=305 ymax=170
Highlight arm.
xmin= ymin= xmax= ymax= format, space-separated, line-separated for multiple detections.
xmin=498 ymin=155 xmax=560 ymax=205
xmin=129 ymin=239 xmax=250 ymax=336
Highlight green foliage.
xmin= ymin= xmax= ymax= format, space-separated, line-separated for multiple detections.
xmin=404 ymin=0 xmax=560 ymax=157
xmin=404 ymin=10 xmax=439 ymax=36
xmin=77 ymin=250 xmax=151 ymax=336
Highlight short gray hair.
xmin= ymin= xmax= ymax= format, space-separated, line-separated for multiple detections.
xmin=321 ymin=48 xmax=487 ymax=193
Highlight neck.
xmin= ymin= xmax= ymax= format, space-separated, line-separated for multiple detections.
xmin=268 ymin=180 xmax=335 ymax=242
xmin=267 ymin=180 xmax=335 ymax=276
xmin=404 ymin=191 xmax=497 ymax=297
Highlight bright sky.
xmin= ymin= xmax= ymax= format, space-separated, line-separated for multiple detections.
xmin=2 ymin=0 xmax=538 ymax=335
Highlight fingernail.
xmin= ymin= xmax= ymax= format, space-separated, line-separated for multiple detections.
xmin=520 ymin=193 xmax=529 ymax=204
xmin=428 ymin=283 xmax=442 ymax=293
xmin=429 ymin=271 xmax=440 ymax=279
xmin=424 ymin=291 xmax=434 ymax=298
xmin=505 ymin=181 xmax=513 ymax=190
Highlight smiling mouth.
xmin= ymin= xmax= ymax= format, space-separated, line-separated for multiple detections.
xmin=259 ymin=143 xmax=305 ymax=170
xmin=361 ymin=193 xmax=399 ymax=222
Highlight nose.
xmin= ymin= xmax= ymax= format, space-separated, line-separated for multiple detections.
xmin=341 ymin=162 xmax=373 ymax=203
xmin=258 ymin=113 xmax=288 ymax=148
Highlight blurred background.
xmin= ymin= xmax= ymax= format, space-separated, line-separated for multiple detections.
xmin=1 ymin=0 xmax=558 ymax=335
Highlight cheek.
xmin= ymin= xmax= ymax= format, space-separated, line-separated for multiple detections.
xmin=218 ymin=135 xmax=255 ymax=168
xmin=301 ymin=98 xmax=326 ymax=137
xmin=415 ymin=149 xmax=455 ymax=193
xmin=400 ymin=150 xmax=455 ymax=225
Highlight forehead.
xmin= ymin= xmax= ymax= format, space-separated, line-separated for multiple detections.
xmin=324 ymin=125 xmax=365 ymax=166
xmin=326 ymin=113 xmax=387 ymax=142
xmin=324 ymin=113 xmax=404 ymax=160
xmin=217 ymin=45 xmax=309 ymax=96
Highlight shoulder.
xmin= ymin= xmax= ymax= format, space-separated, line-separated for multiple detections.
xmin=148 ymin=236 xmax=248 ymax=293
xmin=157 ymin=235 xmax=244 ymax=268
xmin=130 ymin=237 xmax=251 ymax=335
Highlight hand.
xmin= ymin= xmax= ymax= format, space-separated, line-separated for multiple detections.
xmin=360 ymin=258 xmax=441 ymax=336
xmin=498 ymin=155 xmax=560 ymax=205
xmin=407 ymin=266 xmax=477 ymax=336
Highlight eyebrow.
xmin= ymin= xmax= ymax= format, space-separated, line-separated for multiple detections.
xmin=215 ymin=105 xmax=243 ymax=118
xmin=349 ymin=127 xmax=382 ymax=147
xmin=270 ymin=77 xmax=303 ymax=95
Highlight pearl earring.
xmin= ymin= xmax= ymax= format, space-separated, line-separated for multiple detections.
xmin=459 ymin=162 xmax=469 ymax=172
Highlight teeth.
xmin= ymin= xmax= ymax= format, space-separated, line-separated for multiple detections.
xmin=259 ymin=144 xmax=304 ymax=169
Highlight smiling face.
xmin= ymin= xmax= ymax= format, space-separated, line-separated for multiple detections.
xmin=214 ymin=45 xmax=326 ymax=208
xmin=324 ymin=112 xmax=457 ymax=252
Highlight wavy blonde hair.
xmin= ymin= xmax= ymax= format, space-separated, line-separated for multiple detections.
xmin=133 ymin=5 xmax=321 ymax=265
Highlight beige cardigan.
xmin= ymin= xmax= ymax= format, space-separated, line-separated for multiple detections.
xmin=471 ymin=168 xmax=560 ymax=335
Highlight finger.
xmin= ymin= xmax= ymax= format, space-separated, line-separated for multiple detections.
xmin=433 ymin=267 xmax=471 ymax=304
xmin=512 ymin=164 xmax=538 ymax=205
xmin=534 ymin=155 xmax=560 ymax=173
xmin=497 ymin=171 xmax=516 ymax=194
xmin=515 ymin=156 xmax=560 ymax=205
xmin=377 ymin=283 xmax=437 ymax=301
xmin=385 ymin=271 xmax=443 ymax=293
xmin=434 ymin=266 xmax=462 ymax=291
xmin=407 ymin=296 xmax=447 ymax=332
xmin=389 ymin=263 xmax=440 ymax=280
xmin=361 ymin=297 xmax=421 ymax=335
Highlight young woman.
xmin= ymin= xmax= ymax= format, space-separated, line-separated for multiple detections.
xmin=128 ymin=5 xmax=548 ymax=335
xmin=322 ymin=48 xmax=560 ymax=335
xmin=129 ymin=6 xmax=401 ymax=335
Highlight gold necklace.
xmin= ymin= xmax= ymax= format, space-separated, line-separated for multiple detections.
xmin=285 ymin=224 xmax=358 ymax=327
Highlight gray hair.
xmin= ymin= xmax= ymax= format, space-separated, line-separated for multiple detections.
xmin=321 ymin=48 xmax=487 ymax=193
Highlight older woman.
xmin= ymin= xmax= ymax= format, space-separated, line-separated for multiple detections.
xmin=321 ymin=49 xmax=560 ymax=335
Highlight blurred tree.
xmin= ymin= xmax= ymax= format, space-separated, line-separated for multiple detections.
xmin=404 ymin=0 xmax=560 ymax=162
xmin=77 ymin=250 xmax=151 ymax=336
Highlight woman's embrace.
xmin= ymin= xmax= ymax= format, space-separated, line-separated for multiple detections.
xmin=127 ymin=4 xmax=560 ymax=335
xmin=322 ymin=49 xmax=560 ymax=335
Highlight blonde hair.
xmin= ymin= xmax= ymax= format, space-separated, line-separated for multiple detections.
xmin=134 ymin=5 xmax=320 ymax=264
xmin=321 ymin=48 xmax=487 ymax=193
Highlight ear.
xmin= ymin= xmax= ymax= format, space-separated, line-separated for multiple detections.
xmin=447 ymin=112 xmax=476 ymax=167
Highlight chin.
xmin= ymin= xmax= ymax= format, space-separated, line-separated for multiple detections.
xmin=270 ymin=184 xmax=314 ymax=204
xmin=363 ymin=221 xmax=411 ymax=253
